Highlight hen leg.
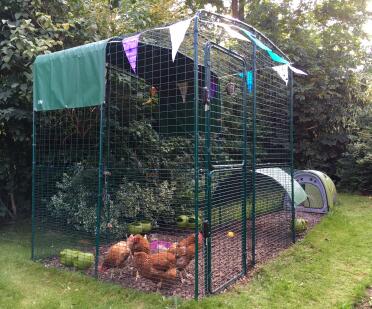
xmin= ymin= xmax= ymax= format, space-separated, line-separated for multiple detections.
xmin=184 ymin=271 xmax=193 ymax=279
xmin=180 ymin=270 xmax=192 ymax=284
xmin=156 ymin=280 xmax=163 ymax=292
xmin=179 ymin=270 xmax=188 ymax=284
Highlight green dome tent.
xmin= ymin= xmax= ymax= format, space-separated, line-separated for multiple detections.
xmin=294 ymin=170 xmax=337 ymax=213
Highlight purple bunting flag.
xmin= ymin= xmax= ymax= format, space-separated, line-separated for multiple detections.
xmin=122 ymin=34 xmax=140 ymax=73
xmin=210 ymin=78 xmax=218 ymax=98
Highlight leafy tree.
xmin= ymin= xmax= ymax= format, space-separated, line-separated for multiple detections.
xmin=0 ymin=0 xmax=98 ymax=218
xmin=0 ymin=0 xmax=182 ymax=220
xmin=283 ymin=0 xmax=370 ymax=177
xmin=67 ymin=0 xmax=184 ymax=37
xmin=337 ymin=86 xmax=372 ymax=194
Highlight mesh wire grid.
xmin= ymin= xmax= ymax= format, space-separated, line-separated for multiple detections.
xmin=32 ymin=11 xmax=294 ymax=299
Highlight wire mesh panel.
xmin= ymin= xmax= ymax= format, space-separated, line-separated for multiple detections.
xmin=33 ymin=107 xmax=101 ymax=263
xmin=32 ymin=10 xmax=294 ymax=300
xmin=254 ymin=52 xmax=293 ymax=263
xmin=201 ymin=43 xmax=249 ymax=293
xmin=196 ymin=11 xmax=293 ymax=273
xmin=94 ymin=25 xmax=202 ymax=297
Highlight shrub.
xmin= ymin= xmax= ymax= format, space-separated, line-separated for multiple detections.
xmin=47 ymin=166 xmax=110 ymax=235
xmin=337 ymin=106 xmax=372 ymax=194
xmin=114 ymin=177 xmax=176 ymax=225
xmin=47 ymin=166 xmax=178 ymax=238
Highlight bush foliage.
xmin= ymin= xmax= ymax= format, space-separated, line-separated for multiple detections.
xmin=0 ymin=0 xmax=371 ymax=222
xmin=337 ymin=106 xmax=372 ymax=194
xmin=47 ymin=166 xmax=178 ymax=238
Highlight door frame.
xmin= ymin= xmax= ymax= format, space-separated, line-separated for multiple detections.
xmin=203 ymin=42 xmax=249 ymax=294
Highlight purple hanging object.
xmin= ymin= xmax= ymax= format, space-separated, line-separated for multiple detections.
xmin=122 ymin=34 xmax=140 ymax=73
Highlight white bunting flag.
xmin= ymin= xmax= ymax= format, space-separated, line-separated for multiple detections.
xmin=177 ymin=81 xmax=188 ymax=103
xmin=289 ymin=65 xmax=307 ymax=75
xmin=217 ymin=23 xmax=250 ymax=42
xmin=170 ymin=18 xmax=192 ymax=62
xmin=272 ymin=64 xmax=289 ymax=85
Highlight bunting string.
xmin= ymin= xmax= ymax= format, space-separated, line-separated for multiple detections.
xmin=117 ymin=15 xmax=307 ymax=84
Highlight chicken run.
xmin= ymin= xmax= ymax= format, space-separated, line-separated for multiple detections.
xmin=32 ymin=11 xmax=315 ymax=299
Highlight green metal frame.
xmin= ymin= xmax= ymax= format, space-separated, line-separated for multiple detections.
xmin=193 ymin=12 xmax=200 ymax=300
xmin=203 ymin=41 xmax=212 ymax=295
xmin=288 ymin=69 xmax=295 ymax=243
xmin=251 ymin=42 xmax=257 ymax=265
xmin=31 ymin=110 xmax=36 ymax=260
xmin=104 ymin=70 xmax=112 ymax=245
xmin=94 ymin=102 xmax=105 ymax=276
xmin=31 ymin=10 xmax=295 ymax=300
xmin=203 ymin=42 xmax=249 ymax=295
xmin=241 ymin=51 xmax=248 ymax=277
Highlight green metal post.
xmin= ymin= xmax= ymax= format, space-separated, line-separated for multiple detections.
xmin=193 ymin=12 xmax=200 ymax=301
xmin=31 ymin=110 xmax=36 ymax=260
xmin=251 ymin=43 xmax=257 ymax=266
xmin=95 ymin=102 xmax=105 ymax=277
xmin=242 ymin=65 xmax=248 ymax=275
xmin=204 ymin=42 xmax=212 ymax=295
xmin=289 ymin=68 xmax=295 ymax=243
xmin=202 ymin=43 xmax=250 ymax=292
xmin=105 ymin=66 xmax=111 ymax=245
xmin=217 ymin=89 xmax=222 ymax=226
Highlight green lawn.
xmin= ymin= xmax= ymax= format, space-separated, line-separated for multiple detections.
xmin=0 ymin=193 xmax=371 ymax=308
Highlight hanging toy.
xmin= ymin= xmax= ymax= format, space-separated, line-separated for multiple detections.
xmin=143 ymin=86 xmax=159 ymax=106
xmin=149 ymin=86 xmax=158 ymax=97
xmin=226 ymin=82 xmax=236 ymax=95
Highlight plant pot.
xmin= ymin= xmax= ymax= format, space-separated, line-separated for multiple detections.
xmin=187 ymin=215 xmax=202 ymax=229
xmin=140 ymin=221 xmax=152 ymax=233
xmin=128 ymin=222 xmax=143 ymax=235
xmin=60 ymin=249 xmax=79 ymax=267
xmin=73 ymin=252 xmax=94 ymax=270
xmin=295 ymin=218 xmax=308 ymax=233
xmin=176 ymin=215 xmax=189 ymax=228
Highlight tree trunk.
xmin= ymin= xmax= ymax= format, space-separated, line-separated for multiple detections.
xmin=9 ymin=193 xmax=17 ymax=219
xmin=232 ymin=0 xmax=245 ymax=20
xmin=231 ymin=0 xmax=239 ymax=19
xmin=238 ymin=0 xmax=245 ymax=20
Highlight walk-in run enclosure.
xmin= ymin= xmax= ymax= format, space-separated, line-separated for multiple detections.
xmin=32 ymin=11 xmax=307 ymax=299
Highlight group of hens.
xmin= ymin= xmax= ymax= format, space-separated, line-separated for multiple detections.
xmin=100 ymin=233 xmax=203 ymax=290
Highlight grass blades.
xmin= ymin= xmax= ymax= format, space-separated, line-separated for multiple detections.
xmin=0 ymin=193 xmax=371 ymax=308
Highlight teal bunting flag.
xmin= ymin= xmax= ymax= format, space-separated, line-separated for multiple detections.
xmin=242 ymin=29 xmax=271 ymax=52
xmin=241 ymin=29 xmax=289 ymax=64
xmin=238 ymin=71 xmax=253 ymax=93
xmin=247 ymin=71 xmax=253 ymax=92
xmin=268 ymin=50 xmax=289 ymax=64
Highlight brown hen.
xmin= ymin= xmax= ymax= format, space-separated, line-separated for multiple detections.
xmin=130 ymin=234 xmax=150 ymax=254
xmin=168 ymin=232 xmax=203 ymax=283
xmin=133 ymin=251 xmax=177 ymax=290
xmin=99 ymin=236 xmax=133 ymax=274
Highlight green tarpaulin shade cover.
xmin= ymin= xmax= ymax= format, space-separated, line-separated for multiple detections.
xmin=33 ymin=39 xmax=108 ymax=111
xmin=257 ymin=167 xmax=307 ymax=206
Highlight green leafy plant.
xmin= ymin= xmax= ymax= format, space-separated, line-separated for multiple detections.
xmin=47 ymin=166 xmax=109 ymax=235
xmin=337 ymin=105 xmax=372 ymax=194
xmin=115 ymin=177 xmax=176 ymax=225
xmin=47 ymin=166 xmax=178 ymax=238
